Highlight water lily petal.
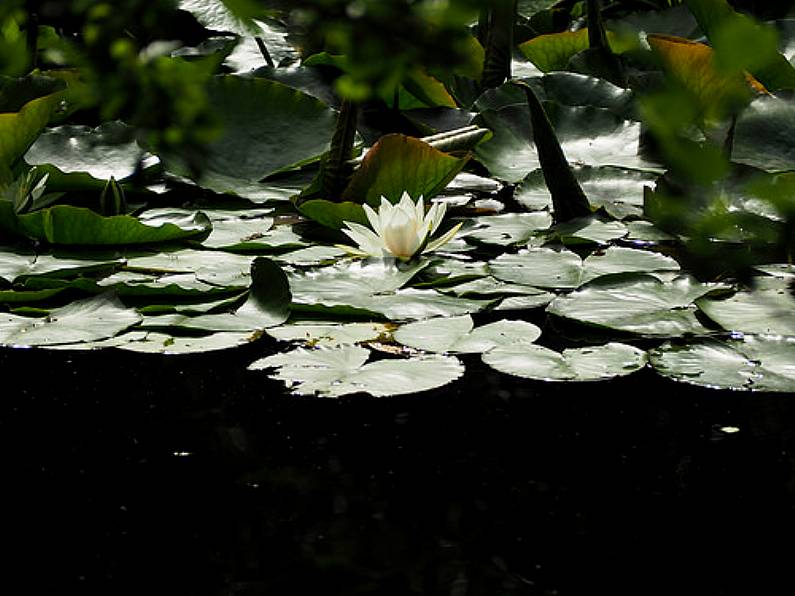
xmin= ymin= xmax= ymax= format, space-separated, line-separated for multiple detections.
xmin=426 ymin=201 xmax=447 ymax=236
xmin=382 ymin=208 xmax=424 ymax=258
xmin=342 ymin=220 xmax=386 ymax=256
xmin=363 ymin=203 xmax=382 ymax=236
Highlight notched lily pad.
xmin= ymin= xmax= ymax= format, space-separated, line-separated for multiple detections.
xmin=394 ymin=314 xmax=541 ymax=354
xmin=248 ymin=345 xmax=464 ymax=397
xmin=0 ymin=293 xmax=141 ymax=347
xmin=548 ymin=274 xmax=724 ymax=337
xmin=483 ymin=341 xmax=647 ymax=382
xmin=650 ymin=335 xmax=795 ymax=392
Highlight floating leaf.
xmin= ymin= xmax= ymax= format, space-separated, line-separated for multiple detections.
xmin=462 ymin=212 xmax=552 ymax=245
xmin=733 ymin=95 xmax=795 ymax=172
xmin=394 ymin=314 xmax=541 ymax=354
xmin=548 ymin=274 xmax=723 ymax=336
xmin=551 ymin=217 xmax=628 ymax=245
xmin=580 ymin=246 xmax=680 ymax=284
xmin=697 ymin=282 xmax=795 ymax=336
xmin=266 ymin=322 xmax=391 ymax=346
xmin=248 ymin=345 xmax=464 ymax=397
xmin=650 ymin=335 xmax=795 ymax=392
xmin=25 ymin=121 xmax=147 ymax=187
xmin=1 ymin=206 xmax=211 ymax=245
xmin=483 ymin=341 xmax=647 ymax=381
xmin=0 ymin=293 xmax=141 ymax=347
xmin=116 ymin=330 xmax=259 ymax=354
xmin=0 ymin=249 xmax=121 ymax=284
xmin=474 ymin=102 xmax=660 ymax=183
xmin=126 ymin=249 xmax=255 ymax=287
xmin=516 ymin=166 xmax=657 ymax=219
xmin=490 ymin=248 xmax=583 ymax=289
xmin=165 ymin=76 xmax=336 ymax=185
xmin=140 ymin=257 xmax=290 ymax=332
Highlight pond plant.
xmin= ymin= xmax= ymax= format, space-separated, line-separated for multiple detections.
xmin=1 ymin=0 xmax=795 ymax=396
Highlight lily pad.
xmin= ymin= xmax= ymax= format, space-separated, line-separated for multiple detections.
xmin=24 ymin=121 xmax=147 ymax=186
xmin=394 ymin=314 xmax=541 ymax=354
xmin=547 ymin=274 xmax=723 ymax=337
xmin=248 ymin=345 xmax=464 ymax=397
xmin=551 ymin=217 xmax=628 ymax=245
xmin=116 ymin=330 xmax=260 ymax=354
xmin=165 ymin=76 xmax=336 ymax=186
xmin=462 ymin=212 xmax=552 ymax=245
xmin=2 ymin=205 xmax=211 ymax=245
xmin=733 ymin=94 xmax=795 ymax=173
xmin=0 ymin=293 xmax=141 ymax=347
xmin=474 ymin=102 xmax=661 ymax=183
xmin=580 ymin=246 xmax=680 ymax=284
xmin=515 ymin=166 xmax=658 ymax=218
xmin=483 ymin=341 xmax=647 ymax=382
xmin=697 ymin=283 xmax=795 ymax=336
xmin=650 ymin=335 xmax=795 ymax=392
xmin=266 ymin=322 xmax=392 ymax=346
xmin=490 ymin=248 xmax=583 ymax=289
xmin=139 ymin=257 xmax=290 ymax=332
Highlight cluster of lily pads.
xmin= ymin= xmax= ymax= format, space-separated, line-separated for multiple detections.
xmin=1 ymin=0 xmax=795 ymax=396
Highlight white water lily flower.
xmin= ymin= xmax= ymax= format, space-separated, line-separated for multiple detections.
xmin=340 ymin=192 xmax=462 ymax=260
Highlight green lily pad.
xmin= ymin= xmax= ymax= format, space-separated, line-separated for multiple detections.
xmin=490 ymin=247 xmax=583 ymax=289
xmin=733 ymin=95 xmax=795 ymax=173
xmin=342 ymin=134 xmax=469 ymax=207
xmin=580 ymin=246 xmax=680 ymax=284
xmin=0 ymin=293 xmax=141 ymax=347
xmin=474 ymin=102 xmax=661 ymax=183
xmin=548 ymin=274 xmax=723 ymax=336
xmin=650 ymin=335 xmax=795 ymax=392
xmin=483 ymin=341 xmax=647 ymax=382
xmin=248 ymin=345 xmax=464 ymax=397
xmin=289 ymin=258 xmax=428 ymax=304
xmin=24 ymin=121 xmax=147 ymax=186
xmin=394 ymin=314 xmax=541 ymax=354
xmin=165 ymin=75 xmax=336 ymax=186
xmin=551 ymin=217 xmax=628 ymax=245
xmin=462 ymin=212 xmax=552 ymax=245
xmin=125 ymin=249 xmax=255 ymax=287
xmin=1 ymin=205 xmax=212 ymax=245
xmin=273 ymin=245 xmax=345 ymax=266
xmin=139 ymin=257 xmax=290 ymax=332
xmin=266 ymin=322 xmax=392 ymax=346
xmin=178 ymin=0 xmax=262 ymax=37
xmin=0 ymin=248 xmax=122 ymax=283
xmin=297 ymin=200 xmax=368 ymax=231
xmin=473 ymin=73 xmax=634 ymax=120
xmin=515 ymin=166 xmax=658 ymax=219
xmin=697 ymin=283 xmax=795 ymax=336
xmin=116 ymin=330 xmax=260 ymax=354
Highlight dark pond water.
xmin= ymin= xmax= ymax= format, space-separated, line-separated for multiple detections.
xmin=3 ymin=339 xmax=795 ymax=595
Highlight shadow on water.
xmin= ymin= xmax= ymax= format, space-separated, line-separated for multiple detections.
xmin=2 ymin=339 xmax=795 ymax=595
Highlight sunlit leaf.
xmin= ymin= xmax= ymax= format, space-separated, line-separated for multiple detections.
xmin=483 ymin=341 xmax=647 ymax=381
xmin=0 ymin=293 xmax=141 ymax=347
xmin=548 ymin=274 xmax=724 ymax=336
xmin=394 ymin=314 xmax=541 ymax=353
xmin=650 ymin=335 xmax=795 ymax=392
xmin=342 ymin=134 xmax=469 ymax=206
xmin=248 ymin=344 xmax=464 ymax=397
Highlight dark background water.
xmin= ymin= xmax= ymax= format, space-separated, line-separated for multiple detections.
xmin=3 ymin=340 xmax=795 ymax=595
